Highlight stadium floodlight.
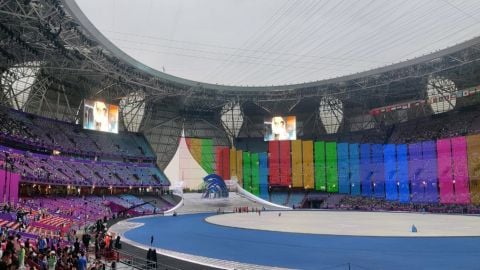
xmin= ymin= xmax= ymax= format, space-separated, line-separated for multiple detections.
xmin=426 ymin=76 xmax=457 ymax=114
xmin=1 ymin=61 xmax=41 ymax=110
xmin=220 ymin=101 xmax=243 ymax=146
xmin=319 ymin=96 xmax=343 ymax=134
xmin=120 ymin=91 xmax=146 ymax=132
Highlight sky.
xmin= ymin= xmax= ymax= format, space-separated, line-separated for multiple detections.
xmin=75 ymin=0 xmax=480 ymax=87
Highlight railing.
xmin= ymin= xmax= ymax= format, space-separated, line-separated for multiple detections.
xmin=107 ymin=249 xmax=183 ymax=270
xmin=117 ymin=252 xmax=155 ymax=270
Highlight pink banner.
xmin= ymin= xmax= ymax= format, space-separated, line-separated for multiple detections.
xmin=4 ymin=170 xmax=10 ymax=204
xmin=452 ymin=137 xmax=471 ymax=204
xmin=0 ymin=169 xmax=20 ymax=204
xmin=8 ymin=173 xmax=19 ymax=204
xmin=0 ymin=169 xmax=5 ymax=204
xmin=436 ymin=139 xmax=454 ymax=203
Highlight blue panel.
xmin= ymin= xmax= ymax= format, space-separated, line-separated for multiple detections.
xmin=259 ymin=185 xmax=269 ymax=200
xmin=372 ymin=144 xmax=385 ymax=198
xmin=409 ymin=143 xmax=424 ymax=202
xmin=422 ymin=141 xmax=439 ymax=203
xmin=259 ymin=152 xmax=269 ymax=200
xmin=384 ymin=144 xmax=398 ymax=201
xmin=360 ymin=144 xmax=372 ymax=196
xmin=397 ymin=144 xmax=410 ymax=203
xmin=337 ymin=143 xmax=350 ymax=194
xmin=259 ymin=152 xmax=268 ymax=185
xmin=349 ymin=144 xmax=361 ymax=196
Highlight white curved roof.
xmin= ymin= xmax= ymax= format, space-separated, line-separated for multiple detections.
xmin=75 ymin=0 xmax=480 ymax=87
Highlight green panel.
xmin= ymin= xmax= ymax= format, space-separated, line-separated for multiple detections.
xmin=314 ymin=141 xmax=326 ymax=191
xmin=201 ymin=139 xmax=214 ymax=174
xmin=326 ymin=142 xmax=338 ymax=193
xmin=243 ymin=152 xmax=252 ymax=193
xmin=251 ymin=153 xmax=260 ymax=195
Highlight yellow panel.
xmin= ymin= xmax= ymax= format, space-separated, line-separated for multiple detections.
xmin=236 ymin=150 xmax=243 ymax=184
xmin=467 ymin=135 xmax=480 ymax=204
xmin=303 ymin=140 xmax=314 ymax=189
xmin=189 ymin=138 xmax=202 ymax=165
xmin=291 ymin=140 xmax=303 ymax=187
xmin=229 ymin=148 xmax=237 ymax=177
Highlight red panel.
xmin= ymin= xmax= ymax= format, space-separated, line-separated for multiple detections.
xmin=222 ymin=147 xmax=230 ymax=180
xmin=279 ymin=140 xmax=292 ymax=186
xmin=215 ymin=147 xmax=223 ymax=179
xmin=269 ymin=141 xmax=280 ymax=185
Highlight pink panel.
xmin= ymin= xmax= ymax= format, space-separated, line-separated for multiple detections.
xmin=4 ymin=170 xmax=10 ymax=204
xmin=452 ymin=137 xmax=471 ymax=204
xmin=436 ymin=139 xmax=455 ymax=203
xmin=8 ymin=173 xmax=19 ymax=204
xmin=0 ymin=169 xmax=5 ymax=204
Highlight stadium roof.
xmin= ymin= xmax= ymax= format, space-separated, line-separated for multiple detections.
xmin=3 ymin=0 xmax=480 ymax=120
xmin=74 ymin=0 xmax=480 ymax=88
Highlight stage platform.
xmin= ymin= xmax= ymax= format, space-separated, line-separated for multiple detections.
xmin=206 ymin=210 xmax=480 ymax=237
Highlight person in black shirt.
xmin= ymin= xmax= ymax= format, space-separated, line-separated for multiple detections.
xmin=82 ymin=234 xmax=91 ymax=251
xmin=74 ymin=238 xmax=80 ymax=254
xmin=0 ymin=251 xmax=13 ymax=269
xmin=5 ymin=237 xmax=14 ymax=254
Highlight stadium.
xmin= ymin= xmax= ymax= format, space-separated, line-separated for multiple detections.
xmin=1 ymin=0 xmax=480 ymax=269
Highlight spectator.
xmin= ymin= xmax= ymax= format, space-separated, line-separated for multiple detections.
xmin=47 ymin=251 xmax=56 ymax=270
xmin=78 ymin=251 xmax=87 ymax=270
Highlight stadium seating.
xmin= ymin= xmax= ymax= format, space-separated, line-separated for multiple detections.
xmin=0 ymin=107 xmax=155 ymax=159
xmin=0 ymin=146 xmax=168 ymax=187
xmin=119 ymin=194 xmax=159 ymax=213
xmin=270 ymin=191 xmax=288 ymax=206
xmin=0 ymin=106 xmax=170 ymax=191
xmin=14 ymin=195 xmax=164 ymax=233
xmin=288 ymin=192 xmax=305 ymax=207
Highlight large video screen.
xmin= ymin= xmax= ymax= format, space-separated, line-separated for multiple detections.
xmin=83 ymin=100 xmax=119 ymax=133
xmin=264 ymin=116 xmax=296 ymax=141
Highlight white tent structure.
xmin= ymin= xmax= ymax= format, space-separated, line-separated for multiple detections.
xmin=164 ymin=130 xmax=209 ymax=190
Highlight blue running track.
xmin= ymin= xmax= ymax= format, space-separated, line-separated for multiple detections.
xmin=124 ymin=213 xmax=480 ymax=270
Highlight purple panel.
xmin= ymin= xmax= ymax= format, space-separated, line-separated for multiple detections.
xmin=451 ymin=137 xmax=471 ymax=204
xmin=422 ymin=141 xmax=438 ymax=203
xmin=0 ymin=170 xmax=4 ymax=204
xmin=408 ymin=143 xmax=423 ymax=202
xmin=397 ymin=145 xmax=410 ymax=203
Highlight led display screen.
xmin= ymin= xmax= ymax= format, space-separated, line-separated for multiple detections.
xmin=83 ymin=100 xmax=119 ymax=133
xmin=264 ymin=116 xmax=296 ymax=141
